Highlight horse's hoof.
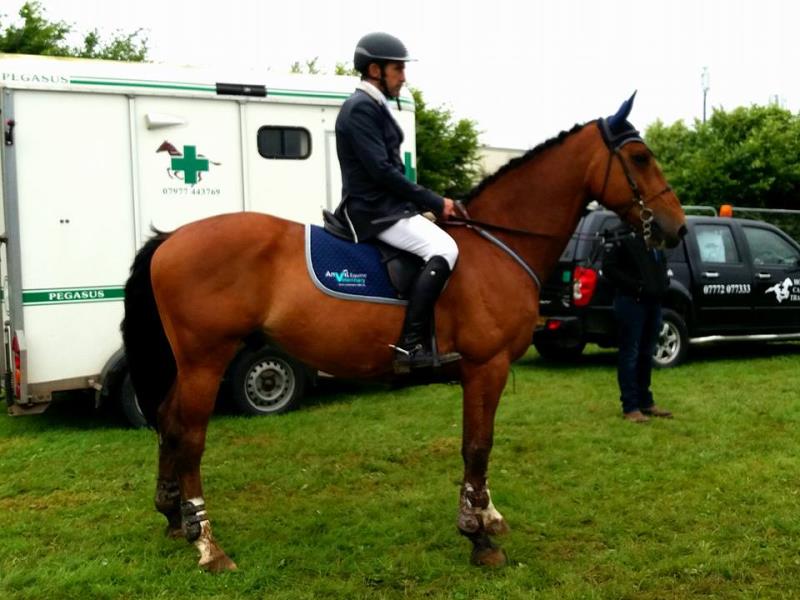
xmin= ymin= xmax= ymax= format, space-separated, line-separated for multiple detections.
xmin=485 ymin=518 xmax=510 ymax=536
xmin=200 ymin=553 xmax=238 ymax=573
xmin=471 ymin=546 xmax=507 ymax=567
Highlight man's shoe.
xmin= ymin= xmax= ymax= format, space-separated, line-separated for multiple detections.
xmin=623 ymin=410 xmax=650 ymax=423
xmin=641 ymin=405 xmax=673 ymax=418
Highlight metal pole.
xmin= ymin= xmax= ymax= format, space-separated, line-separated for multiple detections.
xmin=727 ymin=206 xmax=800 ymax=216
xmin=703 ymin=89 xmax=707 ymax=123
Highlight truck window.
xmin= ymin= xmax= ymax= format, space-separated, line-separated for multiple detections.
xmin=599 ymin=216 xmax=622 ymax=231
xmin=695 ymin=225 xmax=740 ymax=264
xmin=743 ymin=227 xmax=800 ymax=266
xmin=572 ymin=214 xmax=621 ymax=263
xmin=579 ymin=215 xmax=622 ymax=264
xmin=257 ymin=127 xmax=311 ymax=159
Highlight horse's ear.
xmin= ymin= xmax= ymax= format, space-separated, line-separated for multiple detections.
xmin=607 ymin=91 xmax=637 ymax=132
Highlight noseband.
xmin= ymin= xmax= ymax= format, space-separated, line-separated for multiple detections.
xmin=597 ymin=119 xmax=672 ymax=241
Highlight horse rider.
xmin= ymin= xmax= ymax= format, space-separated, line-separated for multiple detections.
xmin=333 ymin=32 xmax=461 ymax=371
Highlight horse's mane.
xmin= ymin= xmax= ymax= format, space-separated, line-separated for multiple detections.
xmin=464 ymin=121 xmax=591 ymax=203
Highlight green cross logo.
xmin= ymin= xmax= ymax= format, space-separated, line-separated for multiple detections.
xmin=171 ymin=145 xmax=209 ymax=185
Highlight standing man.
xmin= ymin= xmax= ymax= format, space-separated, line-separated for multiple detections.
xmin=334 ymin=32 xmax=461 ymax=371
xmin=602 ymin=224 xmax=674 ymax=423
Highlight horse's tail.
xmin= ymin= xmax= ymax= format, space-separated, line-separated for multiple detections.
xmin=121 ymin=231 xmax=174 ymax=429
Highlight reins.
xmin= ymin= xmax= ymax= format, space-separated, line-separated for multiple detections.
xmin=444 ymin=214 xmax=558 ymax=239
xmin=444 ymin=202 xmax=543 ymax=289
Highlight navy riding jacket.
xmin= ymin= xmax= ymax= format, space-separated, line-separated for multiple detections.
xmin=333 ymin=88 xmax=444 ymax=241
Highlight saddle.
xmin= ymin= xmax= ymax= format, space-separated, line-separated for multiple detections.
xmin=318 ymin=210 xmax=423 ymax=299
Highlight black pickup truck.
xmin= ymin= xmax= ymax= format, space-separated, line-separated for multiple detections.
xmin=534 ymin=208 xmax=800 ymax=367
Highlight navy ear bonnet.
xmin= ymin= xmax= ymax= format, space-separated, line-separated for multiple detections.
xmin=599 ymin=91 xmax=643 ymax=148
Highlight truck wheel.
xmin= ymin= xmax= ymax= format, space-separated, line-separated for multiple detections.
xmin=119 ymin=373 xmax=148 ymax=428
xmin=653 ymin=309 xmax=688 ymax=368
xmin=533 ymin=338 xmax=586 ymax=361
xmin=227 ymin=347 xmax=306 ymax=416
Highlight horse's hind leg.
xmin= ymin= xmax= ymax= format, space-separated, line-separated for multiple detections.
xmin=154 ymin=460 xmax=182 ymax=538
xmin=458 ymin=355 xmax=511 ymax=567
xmin=151 ymin=383 xmax=182 ymax=537
xmin=159 ymin=357 xmax=238 ymax=572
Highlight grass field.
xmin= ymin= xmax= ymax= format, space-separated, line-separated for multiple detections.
xmin=2 ymin=344 xmax=800 ymax=599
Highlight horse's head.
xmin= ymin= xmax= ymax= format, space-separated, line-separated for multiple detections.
xmin=588 ymin=93 xmax=686 ymax=248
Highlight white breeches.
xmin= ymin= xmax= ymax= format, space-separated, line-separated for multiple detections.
xmin=376 ymin=214 xmax=459 ymax=269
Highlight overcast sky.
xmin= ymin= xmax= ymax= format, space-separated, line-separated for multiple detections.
xmin=1 ymin=0 xmax=797 ymax=149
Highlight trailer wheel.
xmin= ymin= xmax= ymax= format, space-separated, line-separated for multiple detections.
xmin=227 ymin=347 xmax=306 ymax=416
xmin=119 ymin=373 xmax=148 ymax=428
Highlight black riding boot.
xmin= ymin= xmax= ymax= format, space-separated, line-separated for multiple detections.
xmin=393 ymin=256 xmax=462 ymax=371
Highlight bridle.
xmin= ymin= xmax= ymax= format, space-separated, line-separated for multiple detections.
xmin=596 ymin=118 xmax=672 ymax=241
xmin=443 ymin=118 xmax=672 ymax=287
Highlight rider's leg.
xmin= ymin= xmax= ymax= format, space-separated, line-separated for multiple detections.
xmin=376 ymin=215 xmax=460 ymax=368
xmin=376 ymin=214 xmax=459 ymax=270
xmin=394 ymin=255 xmax=461 ymax=368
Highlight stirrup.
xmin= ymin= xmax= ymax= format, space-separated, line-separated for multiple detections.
xmin=390 ymin=343 xmax=461 ymax=374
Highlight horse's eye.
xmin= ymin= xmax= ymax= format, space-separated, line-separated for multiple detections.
xmin=631 ymin=153 xmax=650 ymax=166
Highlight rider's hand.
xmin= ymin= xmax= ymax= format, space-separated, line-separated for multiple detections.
xmin=441 ymin=197 xmax=457 ymax=220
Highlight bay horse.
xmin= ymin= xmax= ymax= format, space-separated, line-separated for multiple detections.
xmin=122 ymin=95 xmax=686 ymax=572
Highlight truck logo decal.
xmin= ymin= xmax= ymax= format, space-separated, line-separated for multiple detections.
xmin=765 ymin=277 xmax=794 ymax=303
xmin=157 ymin=141 xmax=221 ymax=185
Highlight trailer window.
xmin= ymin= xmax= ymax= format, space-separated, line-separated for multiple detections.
xmin=257 ymin=127 xmax=311 ymax=159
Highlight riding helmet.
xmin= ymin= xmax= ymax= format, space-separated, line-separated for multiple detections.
xmin=353 ymin=32 xmax=414 ymax=74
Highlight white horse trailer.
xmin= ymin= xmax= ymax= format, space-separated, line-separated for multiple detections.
xmin=0 ymin=54 xmax=418 ymax=424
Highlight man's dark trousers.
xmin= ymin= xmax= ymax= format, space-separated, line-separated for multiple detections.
xmin=614 ymin=294 xmax=663 ymax=414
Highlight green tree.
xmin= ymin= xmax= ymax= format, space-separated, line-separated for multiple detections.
xmin=290 ymin=57 xmax=322 ymax=74
xmin=334 ymin=62 xmax=359 ymax=77
xmin=411 ymin=88 xmax=481 ymax=198
xmin=0 ymin=1 xmax=148 ymax=61
xmin=290 ymin=57 xmax=357 ymax=76
xmin=645 ymin=104 xmax=800 ymax=211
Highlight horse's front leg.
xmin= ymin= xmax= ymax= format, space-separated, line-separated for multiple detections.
xmin=458 ymin=354 xmax=511 ymax=567
xmin=160 ymin=363 xmax=237 ymax=573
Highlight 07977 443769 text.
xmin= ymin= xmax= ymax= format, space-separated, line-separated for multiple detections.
xmin=161 ymin=187 xmax=221 ymax=196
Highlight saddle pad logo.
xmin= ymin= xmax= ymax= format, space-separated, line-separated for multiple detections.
xmin=325 ymin=269 xmax=367 ymax=287
xmin=306 ymin=225 xmax=405 ymax=305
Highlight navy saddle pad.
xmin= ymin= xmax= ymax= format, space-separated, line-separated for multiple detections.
xmin=305 ymin=224 xmax=407 ymax=304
